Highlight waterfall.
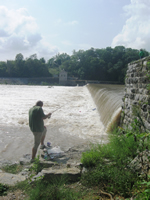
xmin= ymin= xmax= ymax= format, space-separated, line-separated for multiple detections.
xmin=86 ymin=84 xmax=124 ymax=132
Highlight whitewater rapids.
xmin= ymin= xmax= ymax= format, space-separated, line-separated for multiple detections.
xmin=0 ymin=84 xmax=112 ymax=162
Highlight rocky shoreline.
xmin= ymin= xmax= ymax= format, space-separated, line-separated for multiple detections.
xmin=0 ymin=144 xmax=91 ymax=199
xmin=0 ymin=143 xmax=91 ymax=185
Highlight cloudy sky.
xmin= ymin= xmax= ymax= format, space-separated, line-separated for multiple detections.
xmin=0 ymin=0 xmax=149 ymax=61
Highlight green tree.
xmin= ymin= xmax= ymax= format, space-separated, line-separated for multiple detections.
xmin=15 ymin=53 xmax=25 ymax=77
xmin=0 ymin=61 xmax=7 ymax=77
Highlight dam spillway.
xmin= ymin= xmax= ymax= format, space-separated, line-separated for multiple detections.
xmin=87 ymin=84 xmax=124 ymax=131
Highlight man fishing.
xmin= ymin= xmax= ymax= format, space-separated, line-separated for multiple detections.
xmin=29 ymin=100 xmax=51 ymax=162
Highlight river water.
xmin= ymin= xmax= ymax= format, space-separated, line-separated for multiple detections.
xmin=0 ymin=84 xmax=124 ymax=162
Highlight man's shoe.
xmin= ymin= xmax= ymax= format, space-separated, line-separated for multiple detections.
xmin=40 ymin=144 xmax=47 ymax=149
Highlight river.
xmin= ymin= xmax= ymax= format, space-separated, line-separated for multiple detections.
xmin=0 ymin=84 xmax=124 ymax=162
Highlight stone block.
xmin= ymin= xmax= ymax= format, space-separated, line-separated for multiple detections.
xmin=147 ymin=96 xmax=150 ymax=104
xmin=142 ymin=112 xmax=148 ymax=119
xmin=138 ymin=83 xmax=143 ymax=88
xmin=131 ymin=88 xmax=137 ymax=93
xmin=143 ymin=84 xmax=149 ymax=89
xmin=147 ymin=105 xmax=150 ymax=112
xmin=144 ymin=121 xmax=150 ymax=130
xmin=139 ymin=89 xmax=144 ymax=94
xmin=142 ymin=104 xmax=147 ymax=112
xmin=42 ymin=167 xmax=81 ymax=182
xmin=144 ymin=89 xmax=149 ymax=95
xmin=134 ymin=94 xmax=140 ymax=101
xmin=133 ymin=77 xmax=138 ymax=84
xmin=133 ymin=101 xmax=138 ymax=105
xmin=143 ymin=61 xmax=147 ymax=66
xmin=0 ymin=172 xmax=26 ymax=186
xmin=139 ymin=95 xmax=147 ymax=102
xmin=147 ymin=115 xmax=150 ymax=123
xmin=130 ymin=93 xmax=135 ymax=99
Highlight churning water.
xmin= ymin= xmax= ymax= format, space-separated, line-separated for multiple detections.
xmin=0 ymin=84 xmax=124 ymax=162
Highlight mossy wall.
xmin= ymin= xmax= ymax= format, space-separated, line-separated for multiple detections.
xmin=121 ymin=56 xmax=150 ymax=131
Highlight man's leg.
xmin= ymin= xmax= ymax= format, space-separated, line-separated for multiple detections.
xmin=32 ymin=132 xmax=43 ymax=160
xmin=40 ymin=127 xmax=47 ymax=146
xmin=32 ymin=147 xmax=37 ymax=159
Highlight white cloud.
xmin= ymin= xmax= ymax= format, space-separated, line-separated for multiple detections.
xmin=55 ymin=18 xmax=78 ymax=26
xmin=111 ymin=0 xmax=150 ymax=51
xmin=35 ymin=39 xmax=59 ymax=61
xmin=0 ymin=6 xmax=58 ymax=61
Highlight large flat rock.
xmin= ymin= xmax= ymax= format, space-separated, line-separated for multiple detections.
xmin=41 ymin=167 xmax=81 ymax=182
xmin=0 ymin=171 xmax=26 ymax=186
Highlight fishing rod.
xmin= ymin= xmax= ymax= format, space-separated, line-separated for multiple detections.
xmin=51 ymin=105 xmax=65 ymax=113
xmin=48 ymin=105 xmax=66 ymax=118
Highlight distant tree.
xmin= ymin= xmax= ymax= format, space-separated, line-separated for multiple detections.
xmin=6 ymin=60 xmax=16 ymax=77
xmin=0 ymin=47 xmax=149 ymax=81
xmin=40 ymin=57 xmax=46 ymax=64
xmin=29 ymin=54 xmax=37 ymax=60
xmin=0 ymin=61 xmax=7 ymax=77
xmin=15 ymin=53 xmax=24 ymax=61
xmin=14 ymin=53 xmax=25 ymax=77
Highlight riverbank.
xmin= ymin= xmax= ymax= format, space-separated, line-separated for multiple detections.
xmin=0 ymin=143 xmax=92 ymax=200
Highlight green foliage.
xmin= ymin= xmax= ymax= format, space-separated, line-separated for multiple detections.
xmin=0 ymin=53 xmax=52 ymax=78
xmin=82 ymin=164 xmax=136 ymax=197
xmin=146 ymin=61 xmax=150 ymax=93
xmin=147 ymin=84 xmax=150 ymax=93
xmin=2 ymin=164 xmax=23 ymax=174
xmin=81 ymin=117 xmax=150 ymax=197
xmin=135 ymin=175 xmax=150 ymax=199
xmin=28 ymin=177 xmax=80 ymax=200
xmin=29 ymin=155 xmax=42 ymax=174
xmin=0 ymin=46 xmax=149 ymax=82
xmin=147 ymin=61 xmax=150 ymax=69
xmin=48 ymin=67 xmax=59 ymax=76
xmin=9 ymin=179 xmax=29 ymax=194
xmin=48 ymin=46 xmax=149 ymax=83
xmin=41 ymin=81 xmax=49 ymax=85
xmin=81 ymin=146 xmax=103 ymax=167
xmin=0 ymin=183 xmax=8 ymax=196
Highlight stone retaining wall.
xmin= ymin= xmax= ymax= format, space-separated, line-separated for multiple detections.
xmin=121 ymin=56 xmax=150 ymax=131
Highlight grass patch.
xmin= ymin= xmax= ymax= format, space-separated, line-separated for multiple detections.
xmin=7 ymin=178 xmax=102 ymax=200
xmin=81 ymin=125 xmax=150 ymax=198
xmin=1 ymin=163 xmax=24 ymax=174
xmin=0 ymin=183 xmax=9 ymax=196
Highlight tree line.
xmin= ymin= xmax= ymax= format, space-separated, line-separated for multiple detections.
xmin=0 ymin=53 xmax=50 ymax=78
xmin=0 ymin=46 xmax=149 ymax=83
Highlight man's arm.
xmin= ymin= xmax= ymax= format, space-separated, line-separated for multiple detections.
xmin=42 ymin=113 xmax=51 ymax=119
xmin=39 ymin=107 xmax=51 ymax=120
